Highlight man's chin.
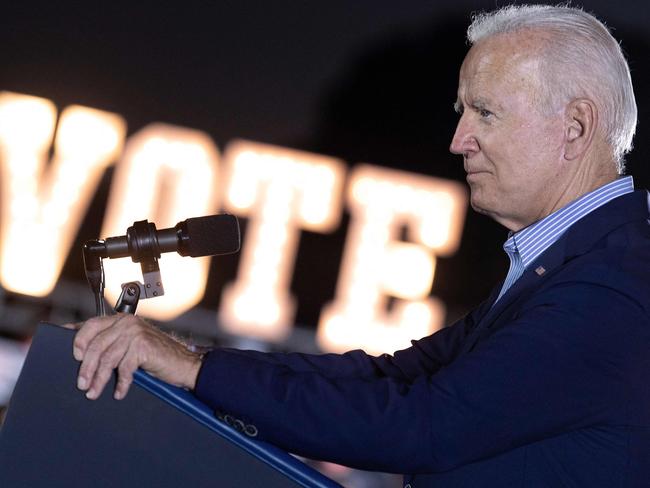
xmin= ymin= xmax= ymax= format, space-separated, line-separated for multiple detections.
xmin=470 ymin=198 xmax=503 ymax=222
xmin=471 ymin=204 xmax=493 ymax=218
xmin=469 ymin=194 xmax=492 ymax=216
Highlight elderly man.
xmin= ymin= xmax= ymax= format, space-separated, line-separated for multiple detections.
xmin=68 ymin=5 xmax=650 ymax=487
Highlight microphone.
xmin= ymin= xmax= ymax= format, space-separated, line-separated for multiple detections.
xmin=82 ymin=214 xmax=240 ymax=315
xmin=102 ymin=214 xmax=240 ymax=262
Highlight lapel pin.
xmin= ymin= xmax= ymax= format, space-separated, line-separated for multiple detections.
xmin=535 ymin=266 xmax=546 ymax=276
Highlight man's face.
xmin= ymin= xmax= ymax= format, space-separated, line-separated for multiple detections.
xmin=450 ymin=32 xmax=567 ymax=231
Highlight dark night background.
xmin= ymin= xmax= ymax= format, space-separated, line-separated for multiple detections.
xmin=0 ymin=0 xmax=648 ymax=338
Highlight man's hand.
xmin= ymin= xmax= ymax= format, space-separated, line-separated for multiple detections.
xmin=63 ymin=314 xmax=203 ymax=401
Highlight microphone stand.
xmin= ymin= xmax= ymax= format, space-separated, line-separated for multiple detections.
xmin=83 ymin=240 xmax=107 ymax=316
xmin=82 ymin=219 xmax=167 ymax=316
xmin=113 ymin=282 xmax=141 ymax=314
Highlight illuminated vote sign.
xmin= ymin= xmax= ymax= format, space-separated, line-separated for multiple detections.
xmin=0 ymin=91 xmax=467 ymax=354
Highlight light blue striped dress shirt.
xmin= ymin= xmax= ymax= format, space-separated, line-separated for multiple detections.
xmin=495 ymin=176 xmax=634 ymax=302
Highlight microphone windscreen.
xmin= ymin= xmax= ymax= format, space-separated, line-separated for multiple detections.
xmin=184 ymin=215 xmax=240 ymax=257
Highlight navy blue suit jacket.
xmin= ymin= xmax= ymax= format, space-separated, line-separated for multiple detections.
xmin=195 ymin=190 xmax=650 ymax=487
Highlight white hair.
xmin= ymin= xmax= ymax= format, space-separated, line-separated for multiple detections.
xmin=467 ymin=4 xmax=637 ymax=173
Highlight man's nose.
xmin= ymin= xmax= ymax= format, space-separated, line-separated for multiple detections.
xmin=449 ymin=116 xmax=475 ymax=155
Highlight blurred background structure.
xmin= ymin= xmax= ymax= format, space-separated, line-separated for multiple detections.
xmin=1 ymin=2 xmax=649 ymax=486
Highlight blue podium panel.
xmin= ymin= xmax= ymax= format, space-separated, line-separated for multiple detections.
xmin=0 ymin=324 xmax=341 ymax=488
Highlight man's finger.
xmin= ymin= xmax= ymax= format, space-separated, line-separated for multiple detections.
xmin=73 ymin=314 xmax=127 ymax=361
xmin=84 ymin=335 xmax=130 ymax=400
xmin=114 ymin=343 xmax=140 ymax=400
xmin=73 ymin=316 xmax=114 ymax=360
xmin=77 ymin=316 xmax=131 ymax=392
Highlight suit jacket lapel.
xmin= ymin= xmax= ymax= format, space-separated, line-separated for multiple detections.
xmin=458 ymin=190 xmax=649 ymax=356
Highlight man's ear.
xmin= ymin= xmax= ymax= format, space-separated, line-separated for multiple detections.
xmin=564 ymin=98 xmax=598 ymax=160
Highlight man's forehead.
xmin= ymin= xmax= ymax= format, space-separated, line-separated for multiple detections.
xmin=463 ymin=31 xmax=544 ymax=73
xmin=457 ymin=32 xmax=546 ymax=100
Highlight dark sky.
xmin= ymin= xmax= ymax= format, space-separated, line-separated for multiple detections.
xmin=1 ymin=1 xmax=648 ymax=330
xmin=2 ymin=1 xmax=647 ymax=146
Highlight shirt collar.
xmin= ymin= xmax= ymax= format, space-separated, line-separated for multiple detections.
xmin=502 ymin=176 xmax=634 ymax=268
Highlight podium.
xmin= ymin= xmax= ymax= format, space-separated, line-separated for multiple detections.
xmin=0 ymin=324 xmax=341 ymax=487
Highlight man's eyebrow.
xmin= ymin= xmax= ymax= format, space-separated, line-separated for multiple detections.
xmin=471 ymin=97 xmax=489 ymax=109
xmin=454 ymin=96 xmax=497 ymax=114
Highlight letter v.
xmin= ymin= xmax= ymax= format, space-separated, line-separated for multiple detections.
xmin=0 ymin=92 xmax=126 ymax=296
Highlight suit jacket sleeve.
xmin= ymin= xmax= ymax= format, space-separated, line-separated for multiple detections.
xmin=208 ymin=300 xmax=484 ymax=383
xmin=194 ymin=270 xmax=649 ymax=474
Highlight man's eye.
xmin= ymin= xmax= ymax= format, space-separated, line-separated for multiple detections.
xmin=479 ymin=108 xmax=493 ymax=118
